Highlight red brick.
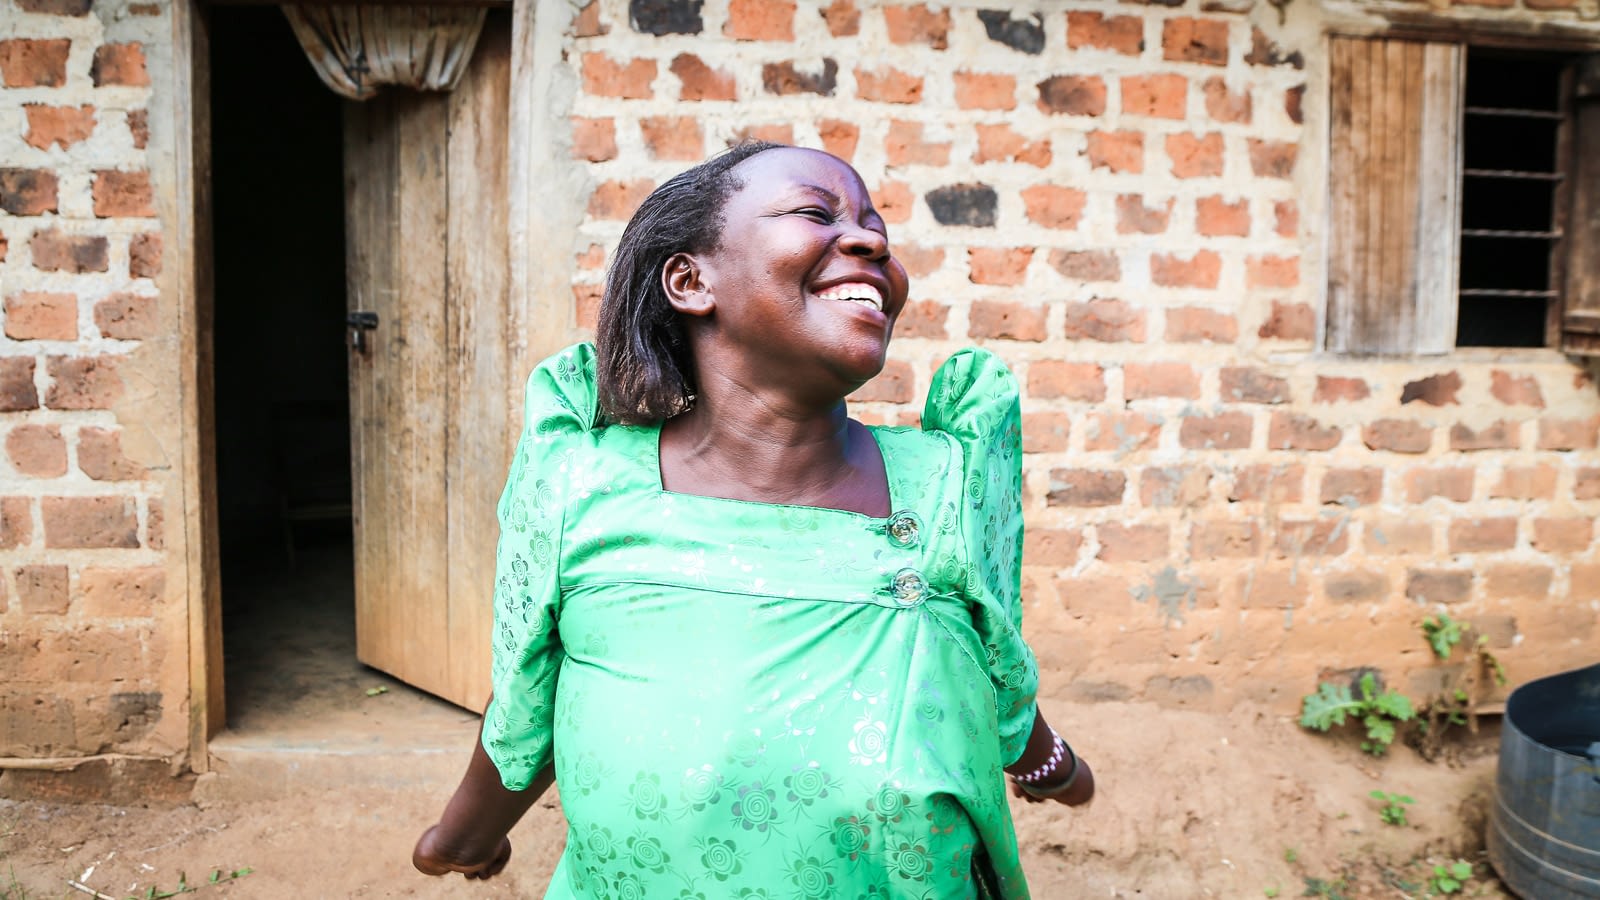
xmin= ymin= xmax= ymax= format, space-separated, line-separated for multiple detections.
xmin=1405 ymin=468 xmax=1473 ymax=503
xmin=1180 ymin=412 xmax=1251 ymax=449
xmin=671 ymin=54 xmax=735 ymax=101
xmin=1064 ymin=298 xmax=1146 ymax=343
xmin=850 ymin=359 xmax=914 ymax=403
xmin=818 ymin=119 xmax=859 ymax=161
xmin=1165 ymin=306 xmax=1236 ymax=343
xmin=570 ymin=117 xmax=617 ymax=161
xmin=1048 ymin=250 xmax=1119 ymax=283
xmin=1485 ymin=564 xmax=1552 ymax=600
xmin=587 ymin=179 xmax=653 ymax=220
xmin=1489 ymin=370 xmax=1544 ymax=408
xmin=1285 ymin=85 xmax=1304 ymax=125
xmin=1097 ymin=522 xmax=1169 ymax=562
xmin=77 ymin=426 xmax=145 ymax=481
xmin=1220 ymin=367 xmax=1289 ymax=404
xmin=1324 ymin=570 xmax=1388 ymax=604
xmin=1116 ymin=194 xmax=1173 ymax=235
xmin=23 ymin=104 xmax=94 ymax=149
xmin=1320 ymin=468 xmax=1381 ymax=506
xmin=1021 ymin=185 xmax=1086 ymax=230
xmin=1274 ymin=200 xmax=1298 ymax=237
xmin=1022 ymin=411 xmax=1070 ymax=453
xmin=1363 ymin=419 xmax=1430 ymax=454
xmin=1195 ymin=195 xmax=1248 ymax=236
xmin=0 ymin=169 xmax=59 ymax=216
xmin=1126 ymin=362 xmax=1199 ymax=400
xmin=1023 ymin=527 xmax=1083 ymax=566
xmin=129 ymin=233 xmax=161 ymax=278
xmin=734 ymin=123 xmax=793 ymax=145
xmin=0 ymin=497 xmax=32 ymax=549
xmin=571 ymin=0 xmax=606 ymax=36
xmin=894 ymin=243 xmax=943 ymax=278
xmin=1037 ymin=76 xmax=1106 ymax=116
xmin=1140 ymin=466 xmax=1211 ymax=508
xmin=91 ymin=293 xmax=154 ymax=341
xmin=973 ymin=124 xmax=1050 ymax=167
xmin=968 ymin=300 xmax=1046 ymax=341
xmin=1406 ymin=569 xmax=1472 ymax=605
xmin=1314 ymin=375 xmax=1368 ymax=403
xmin=872 ymin=180 xmax=912 ymax=224
xmin=1046 ymin=469 xmax=1126 ymax=507
xmin=1400 ymin=371 xmax=1462 ymax=407
xmin=1275 ymin=519 xmax=1348 ymax=557
xmin=883 ymin=4 xmax=950 ymax=48
xmin=15 ymin=565 xmax=68 ymax=615
xmin=1268 ymin=413 xmax=1341 ymax=451
xmin=1192 ymin=521 xmax=1260 ymax=558
xmin=1150 ymin=251 xmax=1221 ymax=288
xmin=857 ymin=67 xmax=923 ymax=104
xmin=885 ymin=120 xmax=949 ymax=166
xmin=4 ymin=292 xmax=76 ymax=341
xmin=90 ymin=42 xmax=149 ymax=86
xmin=1449 ymin=420 xmax=1520 ymax=452
xmin=1575 ymin=467 xmax=1600 ymax=499
xmin=146 ymin=498 xmax=163 ymax=550
xmin=79 ymin=566 xmax=164 ymax=617
xmin=1202 ymin=77 xmax=1251 ymax=124
xmin=894 ymin=299 xmax=948 ymax=339
xmin=582 ymin=53 xmax=655 ymax=99
xmin=1492 ymin=465 xmax=1557 ymax=500
xmin=1533 ymin=518 xmax=1591 ymax=553
xmin=1085 ymin=130 xmax=1142 ymax=173
xmin=1248 ymin=139 xmax=1297 ymax=178
xmin=1166 ymin=132 xmax=1224 ymax=178
xmin=639 ymin=116 xmax=702 ymax=161
xmin=127 ymin=109 xmax=147 ymax=149
xmin=1256 ymin=301 xmax=1313 ymax=341
xmin=1028 ymin=361 xmax=1105 ymax=402
xmin=967 ymin=247 xmax=1033 ymax=286
xmin=1084 ymin=411 xmax=1161 ymax=452
xmin=0 ymin=358 xmax=39 ymax=412
xmin=91 ymin=171 xmax=154 ymax=218
xmin=1122 ymin=75 xmax=1188 ymax=119
xmin=42 ymin=496 xmax=139 ymax=548
xmin=1162 ymin=17 xmax=1229 ymax=66
xmin=1229 ymin=463 xmax=1303 ymax=503
xmin=1067 ymin=11 xmax=1143 ymax=53
xmin=44 ymin=355 xmax=123 ymax=410
xmin=1538 ymin=416 xmax=1599 ymax=450
xmin=0 ymin=38 xmax=71 ymax=88
xmin=725 ymin=0 xmax=794 ymax=40
xmin=954 ymin=71 xmax=1016 ymax=111
xmin=1449 ymin=517 xmax=1516 ymax=553
xmin=6 ymin=424 xmax=66 ymax=477
xmin=1246 ymin=255 xmax=1298 ymax=289
xmin=1572 ymin=564 xmax=1600 ymax=600
xmin=573 ymin=283 xmax=601 ymax=330
xmin=821 ymin=0 xmax=860 ymax=36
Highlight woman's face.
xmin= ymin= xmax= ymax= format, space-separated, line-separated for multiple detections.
xmin=675 ymin=147 xmax=910 ymax=399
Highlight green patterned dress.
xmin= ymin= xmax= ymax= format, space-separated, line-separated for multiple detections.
xmin=482 ymin=342 xmax=1040 ymax=899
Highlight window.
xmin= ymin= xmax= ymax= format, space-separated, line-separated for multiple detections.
xmin=1325 ymin=39 xmax=1600 ymax=355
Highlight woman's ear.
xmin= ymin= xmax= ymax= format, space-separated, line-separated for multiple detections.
xmin=663 ymin=253 xmax=715 ymax=317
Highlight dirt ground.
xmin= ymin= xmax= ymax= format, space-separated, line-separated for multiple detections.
xmin=1 ymin=700 xmax=1512 ymax=900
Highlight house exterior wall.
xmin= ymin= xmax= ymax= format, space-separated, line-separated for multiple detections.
xmin=2 ymin=0 xmax=1597 ymax=769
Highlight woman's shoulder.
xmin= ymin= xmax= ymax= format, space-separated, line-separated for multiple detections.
xmin=919 ymin=347 xmax=1020 ymax=449
xmin=521 ymin=342 xmax=600 ymax=440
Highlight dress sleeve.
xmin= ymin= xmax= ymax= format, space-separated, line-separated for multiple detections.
xmin=480 ymin=342 xmax=597 ymax=790
xmin=923 ymin=347 xmax=1040 ymax=766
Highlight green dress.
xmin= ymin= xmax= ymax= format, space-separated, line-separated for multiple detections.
xmin=483 ymin=342 xmax=1040 ymax=899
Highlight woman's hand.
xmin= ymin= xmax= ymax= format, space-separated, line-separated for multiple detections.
xmin=1011 ymin=755 xmax=1095 ymax=807
xmin=413 ymin=824 xmax=512 ymax=880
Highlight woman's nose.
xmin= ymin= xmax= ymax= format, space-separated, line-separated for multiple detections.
xmin=839 ymin=225 xmax=889 ymax=261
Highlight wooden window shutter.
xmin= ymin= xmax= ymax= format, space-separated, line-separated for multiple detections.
xmin=1562 ymin=57 xmax=1600 ymax=355
xmin=1327 ymin=38 xmax=1464 ymax=355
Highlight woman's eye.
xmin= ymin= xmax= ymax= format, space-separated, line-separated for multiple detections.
xmin=797 ymin=208 xmax=834 ymax=223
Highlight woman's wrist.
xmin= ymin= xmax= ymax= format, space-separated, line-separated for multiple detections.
xmin=1009 ymin=726 xmax=1078 ymax=796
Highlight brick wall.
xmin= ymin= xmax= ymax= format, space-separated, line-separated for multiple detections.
xmin=561 ymin=0 xmax=1600 ymax=712
xmin=0 ymin=0 xmax=180 ymax=759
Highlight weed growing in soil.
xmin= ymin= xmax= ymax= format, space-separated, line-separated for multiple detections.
xmin=1301 ymin=875 xmax=1350 ymax=899
xmin=1427 ymin=859 xmax=1475 ymax=894
xmin=122 ymin=868 xmax=253 ymax=900
xmin=1 ymin=867 xmax=31 ymax=900
xmin=1300 ymin=671 xmax=1415 ymax=755
xmin=1369 ymin=790 xmax=1414 ymax=826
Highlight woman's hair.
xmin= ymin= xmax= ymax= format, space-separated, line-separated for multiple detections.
xmin=595 ymin=140 xmax=785 ymax=425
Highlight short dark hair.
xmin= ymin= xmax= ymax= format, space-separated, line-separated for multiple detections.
xmin=595 ymin=140 xmax=786 ymax=425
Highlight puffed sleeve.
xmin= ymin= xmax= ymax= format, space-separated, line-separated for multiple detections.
xmin=480 ymin=342 xmax=597 ymax=789
xmin=923 ymin=347 xmax=1040 ymax=766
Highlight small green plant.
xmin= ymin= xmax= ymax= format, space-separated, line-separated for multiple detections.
xmin=1427 ymin=859 xmax=1474 ymax=895
xmin=1369 ymin=790 xmax=1414 ymax=826
xmin=1421 ymin=614 xmax=1463 ymax=660
xmin=122 ymin=867 xmax=252 ymax=900
xmin=1283 ymin=848 xmax=1298 ymax=864
xmin=1264 ymin=887 xmax=1280 ymax=898
xmin=1301 ymin=875 xmax=1349 ymax=900
xmin=1300 ymin=671 xmax=1416 ymax=756
xmin=2 ymin=866 xmax=31 ymax=900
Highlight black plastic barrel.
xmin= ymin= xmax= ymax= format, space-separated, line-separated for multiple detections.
xmin=1487 ymin=661 xmax=1600 ymax=898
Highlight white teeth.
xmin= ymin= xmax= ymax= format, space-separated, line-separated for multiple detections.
xmin=815 ymin=282 xmax=883 ymax=311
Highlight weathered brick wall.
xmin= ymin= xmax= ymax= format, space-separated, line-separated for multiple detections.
xmin=562 ymin=0 xmax=1600 ymax=712
xmin=0 ymin=0 xmax=183 ymax=760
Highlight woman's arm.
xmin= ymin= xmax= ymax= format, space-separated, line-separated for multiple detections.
xmin=1003 ymin=706 xmax=1095 ymax=807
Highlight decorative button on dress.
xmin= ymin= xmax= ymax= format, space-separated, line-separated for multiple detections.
xmin=482 ymin=343 xmax=1040 ymax=899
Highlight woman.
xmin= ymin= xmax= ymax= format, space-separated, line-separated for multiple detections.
xmin=413 ymin=142 xmax=1094 ymax=898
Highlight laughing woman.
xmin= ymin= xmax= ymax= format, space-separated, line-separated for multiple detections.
xmin=413 ymin=142 xmax=1095 ymax=899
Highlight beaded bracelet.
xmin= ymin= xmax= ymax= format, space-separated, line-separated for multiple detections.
xmin=1010 ymin=728 xmax=1079 ymax=798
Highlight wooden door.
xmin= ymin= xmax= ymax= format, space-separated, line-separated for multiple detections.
xmin=343 ymin=16 xmax=510 ymax=710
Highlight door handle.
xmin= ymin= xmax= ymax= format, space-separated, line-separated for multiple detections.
xmin=347 ymin=311 xmax=379 ymax=355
